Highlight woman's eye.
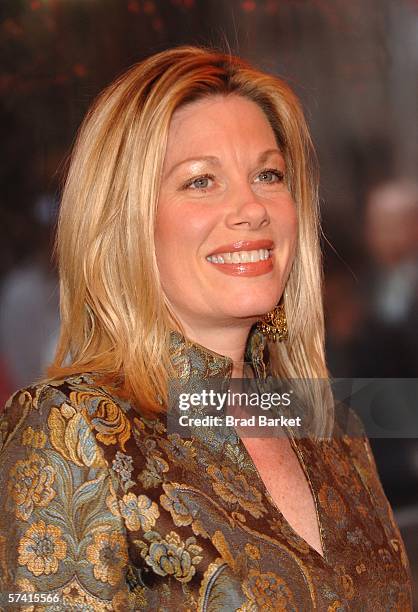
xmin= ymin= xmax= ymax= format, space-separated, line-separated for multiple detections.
xmin=256 ymin=168 xmax=284 ymax=183
xmin=183 ymin=174 xmax=214 ymax=190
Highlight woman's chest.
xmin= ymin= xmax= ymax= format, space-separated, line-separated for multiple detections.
xmin=240 ymin=435 xmax=324 ymax=557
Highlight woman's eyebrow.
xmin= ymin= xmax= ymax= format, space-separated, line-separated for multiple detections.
xmin=165 ymin=155 xmax=220 ymax=178
xmin=257 ymin=148 xmax=283 ymax=164
xmin=165 ymin=148 xmax=283 ymax=179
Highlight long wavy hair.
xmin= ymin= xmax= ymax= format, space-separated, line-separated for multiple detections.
xmin=48 ymin=45 xmax=331 ymax=435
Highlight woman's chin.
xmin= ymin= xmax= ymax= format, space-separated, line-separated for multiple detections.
xmin=221 ymin=301 xmax=280 ymax=322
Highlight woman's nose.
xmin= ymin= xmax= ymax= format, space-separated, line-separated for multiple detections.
xmin=225 ymin=184 xmax=270 ymax=230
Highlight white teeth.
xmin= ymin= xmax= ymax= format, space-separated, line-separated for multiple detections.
xmin=206 ymin=248 xmax=272 ymax=264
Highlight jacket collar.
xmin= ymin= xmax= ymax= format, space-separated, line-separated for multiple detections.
xmin=169 ymin=324 xmax=270 ymax=382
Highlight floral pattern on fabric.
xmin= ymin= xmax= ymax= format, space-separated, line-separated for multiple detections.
xmin=207 ymin=464 xmax=268 ymax=518
xmin=8 ymin=452 xmax=56 ymax=520
xmin=86 ymin=530 xmax=129 ymax=586
xmin=0 ymin=326 xmax=413 ymax=610
xmin=241 ymin=569 xmax=297 ymax=611
xmin=17 ymin=521 xmax=67 ymax=577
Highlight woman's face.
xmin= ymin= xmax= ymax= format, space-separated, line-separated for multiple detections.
xmin=155 ymin=94 xmax=298 ymax=331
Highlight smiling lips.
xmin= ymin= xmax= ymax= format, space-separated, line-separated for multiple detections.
xmin=206 ymin=240 xmax=274 ymax=277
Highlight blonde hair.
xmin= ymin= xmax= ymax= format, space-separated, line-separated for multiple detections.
xmin=48 ymin=45 xmax=331 ymax=435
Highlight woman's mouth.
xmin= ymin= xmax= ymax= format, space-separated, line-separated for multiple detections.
xmin=205 ymin=246 xmax=274 ymax=277
xmin=206 ymin=248 xmax=272 ymax=264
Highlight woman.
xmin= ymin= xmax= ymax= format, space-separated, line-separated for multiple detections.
xmin=0 ymin=46 xmax=412 ymax=610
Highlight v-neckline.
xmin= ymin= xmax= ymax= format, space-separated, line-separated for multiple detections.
xmin=167 ymin=329 xmax=328 ymax=562
xmin=235 ymin=429 xmax=328 ymax=564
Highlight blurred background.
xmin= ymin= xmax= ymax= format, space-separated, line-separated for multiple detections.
xmin=0 ymin=0 xmax=417 ymax=603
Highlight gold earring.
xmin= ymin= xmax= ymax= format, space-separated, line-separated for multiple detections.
xmin=257 ymin=303 xmax=288 ymax=342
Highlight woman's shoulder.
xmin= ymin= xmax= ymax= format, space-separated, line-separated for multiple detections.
xmin=0 ymin=372 xmax=148 ymax=460
xmin=329 ymin=403 xmax=401 ymax=527
xmin=3 ymin=371 xmax=124 ymax=412
xmin=331 ymin=403 xmax=377 ymax=475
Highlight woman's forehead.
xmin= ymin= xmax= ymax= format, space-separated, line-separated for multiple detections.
xmin=164 ymin=95 xmax=280 ymax=166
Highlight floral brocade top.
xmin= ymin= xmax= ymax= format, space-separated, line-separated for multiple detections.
xmin=0 ymin=329 xmax=412 ymax=611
